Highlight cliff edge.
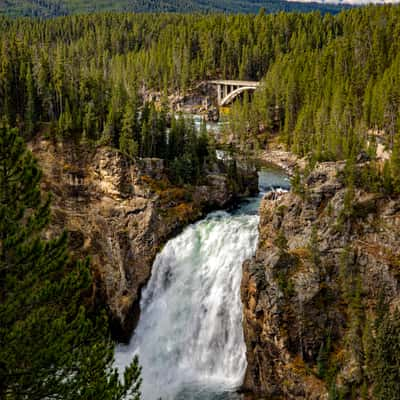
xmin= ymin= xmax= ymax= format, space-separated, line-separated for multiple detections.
xmin=30 ymin=138 xmax=257 ymax=340
xmin=242 ymin=160 xmax=400 ymax=399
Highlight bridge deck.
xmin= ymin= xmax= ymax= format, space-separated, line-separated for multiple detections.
xmin=210 ymin=79 xmax=260 ymax=87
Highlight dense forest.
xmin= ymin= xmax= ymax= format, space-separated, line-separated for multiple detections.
xmin=1 ymin=6 xmax=400 ymax=186
xmin=1 ymin=4 xmax=400 ymax=399
xmin=0 ymin=11 xmax=366 ymax=136
xmin=0 ymin=0 xmax=350 ymax=18
xmin=228 ymin=5 xmax=400 ymax=195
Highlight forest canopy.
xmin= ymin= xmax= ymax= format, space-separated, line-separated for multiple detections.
xmin=0 ymin=0 xmax=350 ymax=18
xmin=0 ymin=5 xmax=400 ymax=187
xmin=1 ymin=6 xmax=400 ymax=154
xmin=1 ymin=4 xmax=400 ymax=399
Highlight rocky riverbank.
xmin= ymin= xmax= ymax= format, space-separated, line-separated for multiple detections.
xmin=241 ymin=158 xmax=400 ymax=398
xmin=259 ymin=148 xmax=306 ymax=176
xmin=30 ymin=138 xmax=258 ymax=341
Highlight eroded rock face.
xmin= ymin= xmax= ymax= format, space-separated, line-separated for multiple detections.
xmin=30 ymin=138 xmax=257 ymax=340
xmin=241 ymin=161 xmax=400 ymax=399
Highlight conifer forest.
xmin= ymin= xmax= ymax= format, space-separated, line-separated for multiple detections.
xmin=1 ymin=3 xmax=400 ymax=400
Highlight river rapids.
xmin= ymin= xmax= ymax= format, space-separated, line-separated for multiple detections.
xmin=115 ymin=167 xmax=289 ymax=400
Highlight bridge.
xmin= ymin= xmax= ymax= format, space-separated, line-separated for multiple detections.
xmin=210 ymin=80 xmax=260 ymax=106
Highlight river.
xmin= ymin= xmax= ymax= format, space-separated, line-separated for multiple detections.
xmin=115 ymin=165 xmax=289 ymax=400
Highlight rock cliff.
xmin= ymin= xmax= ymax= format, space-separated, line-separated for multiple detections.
xmin=30 ymin=138 xmax=257 ymax=340
xmin=241 ymin=160 xmax=400 ymax=399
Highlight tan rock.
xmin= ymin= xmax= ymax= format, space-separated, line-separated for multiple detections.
xmin=242 ymin=160 xmax=400 ymax=399
xmin=30 ymin=138 xmax=258 ymax=340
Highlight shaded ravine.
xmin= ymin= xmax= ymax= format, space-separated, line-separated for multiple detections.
xmin=115 ymin=167 xmax=290 ymax=400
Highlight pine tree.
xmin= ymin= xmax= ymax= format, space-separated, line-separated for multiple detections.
xmin=82 ymin=101 xmax=97 ymax=142
xmin=0 ymin=125 xmax=141 ymax=400
xmin=167 ymin=115 xmax=179 ymax=161
xmin=308 ymin=226 xmax=321 ymax=272
xmin=391 ymin=132 xmax=400 ymax=193
xmin=372 ymin=308 xmax=400 ymax=400
xmin=24 ymin=64 xmax=36 ymax=137
xmin=140 ymin=119 xmax=151 ymax=158
xmin=120 ymin=101 xmax=139 ymax=159
xmin=155 ymin=102 xmax=168 ymax=159
xmin=197 ymin=120 xmax=210 ymax=167
xmin=291 ymin=167 xmax=305 ymax=198
xmin=382 ymin=160 xmax=393 ymax=194
xmin=58 ymin=98 xmax=73 ymax=137
xmin=317 ymin=334 xmax=331 ymax=379
xmin=274 ymin=228 xmax=289 ymax=254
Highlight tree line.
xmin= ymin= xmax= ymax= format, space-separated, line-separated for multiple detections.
xmin=0 ymin=0 xmax=349 ymax=18
xmin=0 ymin=10 xmax=353 ymax=183
xmin=0 ymin=10 xmax=352 ymax=140
xmin=1 ymin=6 xmax=400 ymax=399
xmin=229 ymin=5 xmax=400 ymax=195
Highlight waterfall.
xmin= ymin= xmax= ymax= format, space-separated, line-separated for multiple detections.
xmin=115 ymin=168 xmax=290 ymax=400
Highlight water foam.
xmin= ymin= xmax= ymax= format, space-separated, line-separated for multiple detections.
xmin=115 ymin=211 xmax=259 ymax=399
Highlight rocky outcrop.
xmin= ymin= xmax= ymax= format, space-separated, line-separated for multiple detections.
xmin=260 ymin=149 xmax=305 ymax=176
xmin=241 ymin=160 xmax=400 ymax=399
xmin=30 ymin=138 xmax=257 ymax=341
xmin=259 ymin=141 xmax=321 ymax=179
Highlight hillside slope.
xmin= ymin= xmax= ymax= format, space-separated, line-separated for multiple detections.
xmin=242 ymin=159 xmax=400 ymax=398
xmin=0 ymin=0 xmax=350 ymax=17
xmin=289 ymin=0 xmax=399 ymax=4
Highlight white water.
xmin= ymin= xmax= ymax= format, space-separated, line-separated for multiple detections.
xmin=115 ymin=168 xmax=290 ymax=400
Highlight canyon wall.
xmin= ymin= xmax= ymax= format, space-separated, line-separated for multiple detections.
xmin=242 ymin=160 xmax=400 ymax=398
xmin=30 ymin=138 xmax=257 ymax=340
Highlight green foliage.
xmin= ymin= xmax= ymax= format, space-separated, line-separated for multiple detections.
xmin=227 ymin=159 xmax=247 ymax=193
xmin=337 ymin=160 xmax=357 ymax=229
xmin=226 ymin=5 xmax=400 ymax=191
xmin=1 ymin=6 xmax=400 ymax=398
xmin=274 ymin=228 xmax=289 ymax=254
xmin=291 ymin=168 xmax=306 ymax=198
xmin=317 ymin=334 xmax=331 ymax=379
xmin=391 ymin=132 xmax=400 ymax=194
xmin=0 ymin=10 xmax=361 ymax=144
xmin=308 ymin=226 xmax=321 ymax=271
xmin=382 ymin=160 xmax=394 ymax=194
xmin=276 ymin=270 xmax=294 ymax=298
xmin=0 ymin=125 xmax=141 ymax=399
xmin=2 ymin=7 xmax=400 ymax=193
xmin=0 ymin=0 xmax=350 ymax=18
xmin=328 ymin=381 xmax=339 ymax=400
xmin=371 ymin=308 xmax=400 ymax=400
xmin=120 ymin=99 xmax=140 ymax=159
xmin=166 ymin=115 xmax=210 ymax=185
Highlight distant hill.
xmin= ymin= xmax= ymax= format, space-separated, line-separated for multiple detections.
xmin=0 ymin=0 xmax=351 ymax=18
xmin=287 ymin=0 xmax=399 ymax=4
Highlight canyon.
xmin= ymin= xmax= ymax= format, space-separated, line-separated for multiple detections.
xmin=29 ymin=137 xmax=258 ymax=340
xmin=241 ymin=158 xmax=400 ymax=398
xmin=30 ymin=132 xmax=400 ymax=399
xmin=30 ymin=134 xmax=400 ymax=398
